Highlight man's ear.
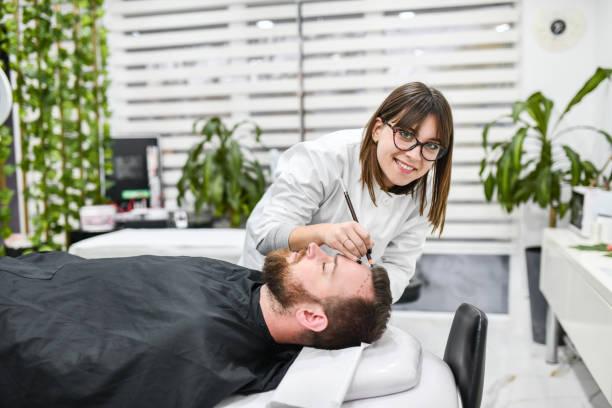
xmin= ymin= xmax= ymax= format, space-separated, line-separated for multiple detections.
xmin=295 ymin=304 xmax=328 ymax=333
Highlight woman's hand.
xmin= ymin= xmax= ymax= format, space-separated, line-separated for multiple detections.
xmin=319 ymin=222 xmax=374 ymax=261
xmin=288 ymin=222 xmax=374 ymax=262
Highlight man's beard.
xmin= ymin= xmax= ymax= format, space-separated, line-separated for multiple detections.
xmin=262 ymin=249 xmax=318 ymax=310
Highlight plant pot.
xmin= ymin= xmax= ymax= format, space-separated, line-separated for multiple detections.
xmin=184 ymin=210 xmax=214 ymax=228
xmin=212 ymin=218 xmax=232 ymax=228
xmin=3 ymin=245 xmax=32 ymax=257
xmin=525 ymin=247 xmax=547 ymax=344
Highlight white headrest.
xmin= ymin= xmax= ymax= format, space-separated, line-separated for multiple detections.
xmin=346 ymin=325 xmax=422 ymax=401
xmin=269 ymin=325 xmax=422 ymax=407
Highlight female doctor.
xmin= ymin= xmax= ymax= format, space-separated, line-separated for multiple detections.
xmin=239 ymin=82 xmax=454 ymax=302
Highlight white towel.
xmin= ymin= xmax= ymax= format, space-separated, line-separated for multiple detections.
xmin=267 ymin=325 xmax=422 ymax=408
xmin=267 ymin=343 xmax=367 ymax=408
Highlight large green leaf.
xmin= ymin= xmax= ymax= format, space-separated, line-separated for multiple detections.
xmin=534 ymin=167 xmax=551 ymax=208
xmin=484 ymin=173 xmax=495 ymax=202
xmin=253 ymin=125 xmax=262 ymax=142
xmin=558 ymin=67 xmax=612 ymax=126
xmin=227 ymin=180 xmax=240 ymax=212
xmin=227 ymin=142 xmax=243 ymax=177
xmin=496 ymin=150 xmax=514 ymax=208
xmin=177 ymin=141 xmax=206 ymax=204
xmin=481 ymin=121 xmax=493 ymax=150
xmin=581 ymin=160 xmax=599 ymax=185
xmin=511 ymin=101 xmax=526 ymax=122
xmin=198 ymin=116 xmax=223 ymax=143
xmin=511 ymin=127 xmax=528 ymax=169
xmin=189 ymin=141 xmax=205 ymax=162
xmin=229 ymin=120 xmax=261 ymax=142
xmin=203 ymin=155 xmax=214 ymax=195
xmin=525 ymin=92 xmax=554 ymax=137
xmin=478 ymin=158 xmax=487 ymax=178
xmin=210 ymin=176 xmax=224 ymax=214
xmin=512 ymin=174 xmax=535 ymax=203
xmin=598 ymin=128 xmax=612 ymax=145
xmin=562 ymin=145 xmax=582 ymax=185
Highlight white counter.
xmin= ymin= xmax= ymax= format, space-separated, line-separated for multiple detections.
xmin=69 ymin=228 xmax=246 ymax=264
xmin=540 ymin=228 xmax=612 ymax=404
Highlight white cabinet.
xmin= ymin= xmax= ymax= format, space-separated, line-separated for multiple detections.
xmin=540 ymin=228 xmax=612 ymax=404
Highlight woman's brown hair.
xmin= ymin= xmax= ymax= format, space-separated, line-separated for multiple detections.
xmin=359 ymin=82 xmax=454 ymax=234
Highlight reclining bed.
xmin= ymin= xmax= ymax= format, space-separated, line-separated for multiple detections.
xmin=220 ymin=303 xmax=488 ymax=408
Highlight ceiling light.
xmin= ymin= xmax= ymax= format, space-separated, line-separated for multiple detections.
xmin=399 ymin=11 xmax=415 ymax=19
xmin=495 ymin=23 xmax=511 ymax=33
xmin=256 ymin=20 xmax=275 ymax=29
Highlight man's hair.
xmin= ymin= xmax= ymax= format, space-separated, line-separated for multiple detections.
xmin=262 ymin=253 xmax=392 ymax=350
xmin=310 ymin=265 xmax=392 ymax=349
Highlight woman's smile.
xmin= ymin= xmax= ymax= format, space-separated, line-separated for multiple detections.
xmin=394 ymin=158 xmax=417 ymax=174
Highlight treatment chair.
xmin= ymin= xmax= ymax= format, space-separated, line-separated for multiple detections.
xmin=219 ymin=302 xmax=488 ymax=408
xmin=444 ymin=302 xmax=488 ymax=408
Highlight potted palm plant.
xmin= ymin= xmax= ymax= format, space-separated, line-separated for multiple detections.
xmin=480 ymin=66 xmax=612 ymax=343
xmin=176 ymin=116 xmax=268 ymax=228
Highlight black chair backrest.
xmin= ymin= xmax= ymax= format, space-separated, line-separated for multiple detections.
xmin=443 ymin=303 xmax=488 ymax=408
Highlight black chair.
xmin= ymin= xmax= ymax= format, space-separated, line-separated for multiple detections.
xmin=443 ymin=303 xmax=488 ymax=408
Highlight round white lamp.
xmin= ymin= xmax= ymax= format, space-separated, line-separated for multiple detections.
xmin=0 ymin=69 xmax=12 ymax=125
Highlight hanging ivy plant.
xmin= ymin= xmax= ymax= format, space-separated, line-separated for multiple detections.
xmin=0 ymin=0 xmax=112 ymax=251
xmin=0 ymin=125 xmax=14 ymax=255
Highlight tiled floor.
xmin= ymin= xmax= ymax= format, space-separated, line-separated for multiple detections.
xmin=390 ymin=291 xmax=611 ymax=408
xmin=391 ymin=309 xmax=610 ymax=407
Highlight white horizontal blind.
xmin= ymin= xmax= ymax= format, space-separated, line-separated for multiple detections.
xmin=300 ymin=0 xmax=520 ymax=253
xmin=104 ymin=0 xmax=302 ymax=210
xmin=105 ymin=0 xmax=520 ymax=254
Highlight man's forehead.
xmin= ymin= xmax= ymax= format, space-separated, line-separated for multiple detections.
xmin=337 ymin=255 xmax=373 ymax=298
xmin=337 ymin=254 xmax=370 ymax=273
xmin=355 ymin=272 xmax=373 ymax=298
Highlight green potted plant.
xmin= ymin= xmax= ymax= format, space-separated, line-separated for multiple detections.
xmin=479 ymin=66 xmax=612 ymax=343
xmin=176 ymin=116 xmax=268 ymax=228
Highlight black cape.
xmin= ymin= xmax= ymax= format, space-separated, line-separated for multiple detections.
xmin=0 ymin=252 xmax=300 ymax=408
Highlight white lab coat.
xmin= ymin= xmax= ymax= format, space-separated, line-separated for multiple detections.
xmin=239 ymin=129 xmax=429 ymax=302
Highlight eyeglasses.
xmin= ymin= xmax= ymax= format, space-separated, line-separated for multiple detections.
xmin=383 ymin=121 xmax=448 ymax=162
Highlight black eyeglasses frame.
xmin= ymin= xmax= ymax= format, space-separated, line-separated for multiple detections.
xmin=383 ymin=121 xmax=448 ymax=162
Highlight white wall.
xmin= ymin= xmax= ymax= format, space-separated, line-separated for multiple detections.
xmin=520 ymin=0 xmax=612 ymax=247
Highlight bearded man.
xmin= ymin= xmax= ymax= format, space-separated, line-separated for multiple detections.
xmin=0 ymin=243 xmax=391 ymax=408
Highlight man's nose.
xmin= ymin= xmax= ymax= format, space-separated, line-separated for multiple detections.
xmin=308 ymin=243 xmax=333 ymax=261
xmin=307 ymin=242 xmax=321 ymax=258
